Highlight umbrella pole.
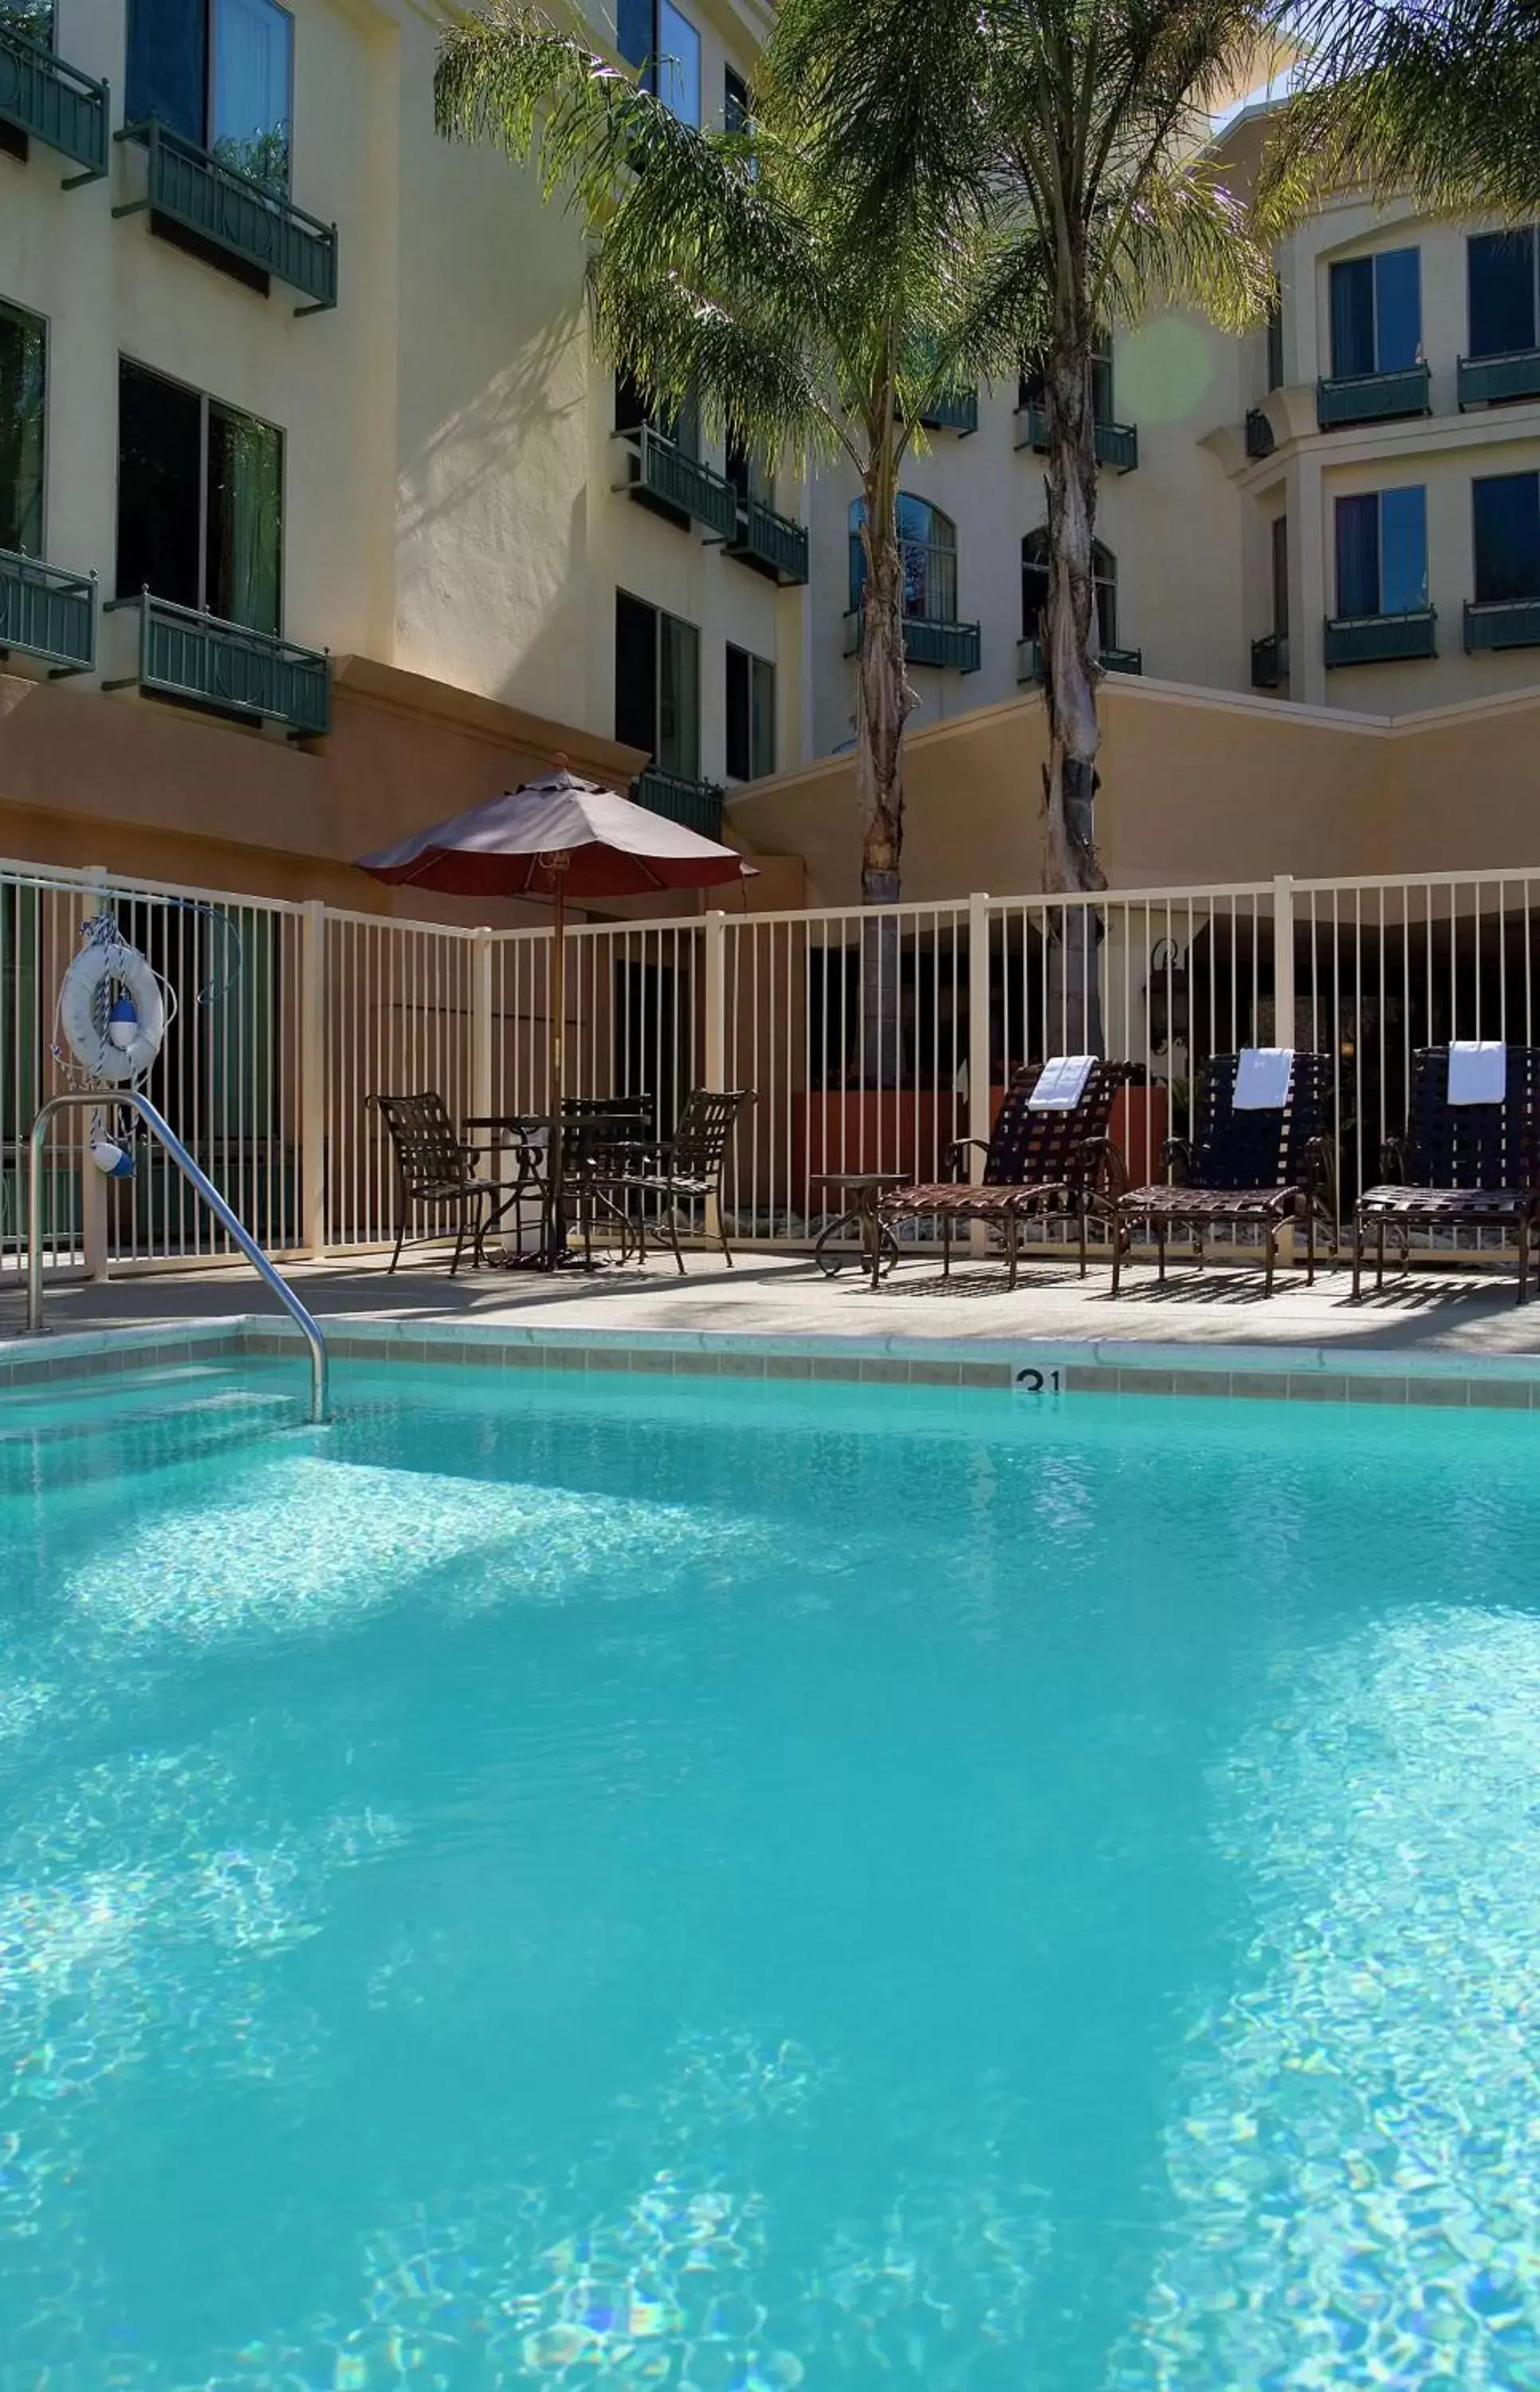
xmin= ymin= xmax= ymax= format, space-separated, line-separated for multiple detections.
xmin=545 ymin=879 xmax=566 ymax=1268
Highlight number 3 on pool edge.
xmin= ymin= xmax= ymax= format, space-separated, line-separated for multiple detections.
xmin=1014 ymin=1366 xmax=1062 ymax=1395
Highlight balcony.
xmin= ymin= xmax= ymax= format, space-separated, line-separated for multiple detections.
xmin=0 ymin=548 xmax=95 ymax=675
xmin=844 ymin=611 xmax=981 ymax=675
xmin=919 ymin=388 xmax=978 ymax=437
xmin=104 ymin=593 xmax=331 ymax=735
xmin=1315 ymin=364 xmax=1431 ymax=430
xmin=114 ymin=120 xmax=339 ymax=314
xmin=1250 ymin=631 xmax=1288 ymax=688
xmin=1464 ymin=596 xmax=1540 ymax=653
xmin=725 ymin=495 xmax=809 ymax=585
xmin=0 ymin=18 xmax=108 ymax=182
xmin=617 ymin=426 xmax=738 ymax=541
xmin=1323 ymin=608 xmax=1436 ymax=667
xmin=1014 ymin=403 xmax=1139 ymax=474
xmin=1458 ymin=350 xmax=1540 ymax=409
xmin=1016 ymin=639 xmax=1141 ymax=684
xmin=1244 ymin=407 xmax=1276 ymax=459
xmin=633 ymin=765 xmax=724 ymax=840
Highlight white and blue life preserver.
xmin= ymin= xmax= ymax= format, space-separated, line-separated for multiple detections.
xmin=60 ymin=927 xmax=166 ymax=1084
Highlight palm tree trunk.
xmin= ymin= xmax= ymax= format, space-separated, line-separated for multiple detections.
xmin=1040 ymin=338 xmax=1106 ymax=1055
xmin=855 ymin=466 xmax=913 ymax=1088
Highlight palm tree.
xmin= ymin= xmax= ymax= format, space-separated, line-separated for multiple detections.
xmin=800 ymin=0 xmax=1283 ymax=1044
xmin=436 ymin=0 xmax=998 ymax=1078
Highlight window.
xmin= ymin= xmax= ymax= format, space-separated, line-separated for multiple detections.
xmin=1468 ymin=230 xmax=1540 ymax=359
xmin=725 ymin=434 xmax=771 ymax=512
xmin=1019 ymin=337 xmax=1115 ymax=423
xmin=615 ymin=590 xmax=700 ymax=778
xmin=1267 ymin=300 xmax=1284 ymax=392
xmin=116 ymin=359 xmax=284 ymax=632
xmin=1334 ymin=487 xmax=1427 ymax=618
xmin=1021 ymin=529 xmax=1117 ymax=648
xmin=849 ymin=494 xmax=958 ymax=623
xmin=0 ymin=297 xmax=45 ymax=559
xmin=1473 ymin=470 xmax=1540 ymax=603
xmin=617 ymin=0 xmax=700 ymax=125
xmin=725 ymin=66 xmax=750 ymax=133
xmin=1330 ymin=248 xmax=1421 ymax=377
xmin=1271 ymin=513 xmax=1289 ymax=636
xmin=615 ymin=366 xmax=697 ymax=456
xmin=127 ymin=0 xmax=293 ymax=191
xmin=725 ymin=646 xmax=774 ymax=780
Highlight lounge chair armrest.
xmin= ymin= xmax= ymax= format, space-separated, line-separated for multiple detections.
xmin=942 ymin=1136 xmax=990 ymax=1182
xmin=1379 ymin=1135 xmax=1407 ymax=1180
xmin=1160 ymin=1135 xmax=1193 ymax=1184
xmin=1076 ymin=1132 xmax=1129 ymax=1198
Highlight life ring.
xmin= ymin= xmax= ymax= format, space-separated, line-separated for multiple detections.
xmin=60 ymin=932 xmax=166 ymax=1084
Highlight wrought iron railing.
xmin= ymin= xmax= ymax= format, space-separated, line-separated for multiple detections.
xmin=1017 ymin=638 xmax=1141 ymax=684
xmin=0 ymin=547 xmax=95 ymax=673
xmin=1458 ymin=349 xmax=1540 ymax=409
xmin=1250 ymin=631 xmax=1288 ymax=687
xmin=1323 ymin=607 xmax=1436 ymax=667
xmin=728 ymin=496 xmax=810 ymax=584
xmin=621 ymin=427 xmax=738 ymax=541
xmin=104 ymin=592 xmax=331 ymax=734
xmin=115 ymin=119 xmax=339 ymax=313
xmin=919 ymin=388 xmax=979 ymax=435
xmin=1015 ymin=403 xmax=1139 ymax=473
xmin=1316 ymin=364 xmax=1431 ymax=430
xmin=1464 ymin=596 xmax=1540 ymax=653
xmin=1244 ymin=407 xmax=1276 ymax=458
xmin=845 ymin=611 xmax=980 ymax=673
xmin=0 ymin=17 xmax=107 ymax=181
xmin=633 ymin=765 xmax=724 ymax=838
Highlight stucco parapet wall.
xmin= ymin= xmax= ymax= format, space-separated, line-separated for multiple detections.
xmin=332 ymin=655 xmax=646 ymax=783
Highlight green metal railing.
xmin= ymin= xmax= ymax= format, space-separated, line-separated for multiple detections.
xmin=1458 ymin=350 xmax=1540 ymax=409
xmin=0 ymin=547 xmax=95 ymax=673
xmin=104 ymin=592 xmax=331 ymax=734
xmin=844 ymin=610 xmax=981 ymax=673
xmin=114 ymin=120 xmax=338 ymax=313
xmin=1464 ymin=596 xmax=1540 ymax=652
xmin=1315 ymin=364 xmax=1430 ymax=430
xmin=728 ymin=495 xmax=810 ymax=584
xmin=1244 ymin=407 xmax=1276 ymax=458
xmin=1323 ymin=608 xmax=1436 ymax=667
xmin=633 ymin=765 xmax=724 ymax=839
xmin=1250 ymin=631 xmax=1288 ymax=687
xmin=1017 ymin=638 xmax=1141 ymax=684
xmin=920 ymin=388 xmax=979 ymax=436
xmin=1015 ymin=403 xmax=1139 ymax=473
xmin=0 ymin=18 xmax=107 ymax=181
xmin=623 ymin=427 xmax=738 ymax=541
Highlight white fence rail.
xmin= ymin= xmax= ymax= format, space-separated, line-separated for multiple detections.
xmin=6 ymin=855 xmax=1540 ymax=1276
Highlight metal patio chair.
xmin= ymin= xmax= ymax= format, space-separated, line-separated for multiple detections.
xmin=591 ymin=1088 xmax=755 ymax=1272
xmin=368 ymin=1091 xmax=501 ymax=1277
xmin=1353 ymin=1044 xmax=1540 ymax=1305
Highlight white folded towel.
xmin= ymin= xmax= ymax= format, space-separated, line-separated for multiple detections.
xmin=1448 ymin=1041 xmax=1507 ymax=1105
xmin=1234 ymin=1047 xmax=1294 ymax=1110
xmin=1028 ymin=1055 xmax=1095 ymax=1111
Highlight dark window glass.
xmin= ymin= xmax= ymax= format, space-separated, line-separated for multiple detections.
xmin=1023 ymin=530 xmax=1115 ymax=647
xmin=206 ymin=400 xmax=282 ymax=631
xmin=1271 ymin=513 xmax=1289 ymax=636
xmin=655 ymin=0 xmax=698 ymax=124
xmin=658 ymin=610 xmax=698 ymax=776
xmin=1335 ymin=492 xmax=1381 ymax=616
xmin=1267 ymin=300 xmax=1284 ymax=391
xmin=116 ymin=360 xmax=202 ymax=610
xmin=210 ymin=0 xmax=293 ymax=192
xmin=751 ymin=654 xmax=774 ymax=777
xmin=1090 ymin=343 xmax=1114 ymax=425
xmin=852 ymin=496 xmax=958 ymax=621
xmin=1330 ymin=256 xmax=1377 ymax=378
xmin=1381 ymin=487 xmax=1427 ymax=610
xmin=615 ymin=590 xmax=658 ymax=755
xmin=1092 ymin=542 xmax=1117 ymax=648
xmin=615 ymin=366 xmax=694 ymax=454
xmin=725 ymin=65 xmax=749 ymax=132
xmin=725 ymin=646 xmax=774 ymax=779
xmin=617 ymin=0 xmax=652 ymax=70
xmin=1474 ymin=470 xmax=1540 ymax=602
xmin=1468 ymin=230 xmax=1537 ymax=359
xmin=1374 ymin=247 xmax=1421 ymax=369
xmin=1021 ymin=532 xmax=1049 ymax=640
xmin=126 ymin=0 xmax=207 ymax=145
xmin=0 ymin=297 xmax=45 ymax=559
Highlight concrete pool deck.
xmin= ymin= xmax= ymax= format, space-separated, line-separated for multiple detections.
xmin=6 ymin=1245 xmax=1540 ymax=1403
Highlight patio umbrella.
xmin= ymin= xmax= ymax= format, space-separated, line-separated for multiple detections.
xmin=356 ymin=764 xmax=752 ymax=1264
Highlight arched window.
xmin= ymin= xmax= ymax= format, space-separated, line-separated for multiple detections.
xmin=1019 ymin=337 xmax=1115 ymax=424
xmin=849 ymin=494 xmax=959 ymax=624
xmin=1021 ymin=529 xmax=1118 ymax=650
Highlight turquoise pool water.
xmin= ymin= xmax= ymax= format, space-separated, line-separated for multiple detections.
xmin=2 ymin=1363 xmax=1540 ymax=2392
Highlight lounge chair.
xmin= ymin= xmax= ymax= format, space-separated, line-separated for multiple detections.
xmin=1353 ymin=1042 xmax=1540 ymax=1305
xmin=1110 ymin=1049 xmax=1331 ymax=1296
xmin=368 ymin=1091 xmax=501 ymax=1276
xmin=591 ymin=1088 xmax=755 ymax=1272
xmin=878 ymin=1057 xmax=1133 ymax=1291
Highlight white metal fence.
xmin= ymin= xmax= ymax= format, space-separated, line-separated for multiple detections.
xmin=6 ymin=854 xmax=1540 ymax=1276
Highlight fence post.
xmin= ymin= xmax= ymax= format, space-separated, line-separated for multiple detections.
xmin=471 ymin=927 xmax=494 ymax=1122
xmin=79 ymin=867 xmax=109 ymax=1281
xmin=300 ymin=900 xmax=328 ymax=1259
xmin=968 ymin=891 xmax=992 ymax=1257
xmin=702 ymin=909 xmax=727 ymax=1240
xmin=1273 ymin=874 xmax=1297 ymax=1265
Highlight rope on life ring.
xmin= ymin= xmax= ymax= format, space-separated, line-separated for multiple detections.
xmin=57 ymin=915 xmax=167 ymax=1086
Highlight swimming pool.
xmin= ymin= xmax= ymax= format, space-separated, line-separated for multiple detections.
xmin=2 ymin=1359 xmax=1538 ymax=2392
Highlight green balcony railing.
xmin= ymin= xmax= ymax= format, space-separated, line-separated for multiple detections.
xmin=115 ymin=119 xmax=339 ymax=314
xmin=0 ymin=17 xmax=107 ymax=180
xmin=1323 ymin=607 xmax=1436 ymax=667
xmin=104 ymin=592 xmax=331 ymax=735
xmin=919 ymin=388 xmax=979 ymax=436
xmin=621 ymin=427 xmax=739 ymax=541
xmin=843 ymin=610 xmax=981 ymax=673
xmin=1017 ymin=638 xmax=1141 ymax=684
xmin=1464 ymin=596 xmax=1540 ymax=652
xmin=1014 ymin=402 xmax=1138 ymax=473
xmin=0 ymin=547 xmax=95 ymax=674
xmin=1315 ymin=364 xmax=1430 ymax=430
xmin=1458 ymin=349 xmax=1540 ymax=409
xmin=727 ymin=495 xmax=809 ymax=584
xmin=1250 ymin=631 xmax=1288 ymax=687
xmin=633 ymin=765 xmax=724 ymax=839
xmin=1244 ymin=406 xmax=1276 ymax=458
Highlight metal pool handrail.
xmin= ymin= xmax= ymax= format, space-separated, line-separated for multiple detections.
xmin=24 ymin=1090 xmax=328 ymax=1424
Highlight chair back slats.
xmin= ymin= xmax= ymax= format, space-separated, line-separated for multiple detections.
xmin=1403 ymin=1045 xmax=1540 ymax=1190
xmin=982 ymin=1060 xmax=1133 ymax=1186
xmin=667 ymin=1089 xmax=752 ymax=1181
xmin=369 ymin=1092 xmax=470 ymax=1198
xmin=1190 ymin=1052 xmax=1330 ymax=1191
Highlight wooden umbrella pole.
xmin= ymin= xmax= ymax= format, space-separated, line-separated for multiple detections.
xmin=544 ymin=871 xmax=567 ymax=1268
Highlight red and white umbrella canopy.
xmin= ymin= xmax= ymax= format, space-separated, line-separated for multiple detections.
xmin=356 ymin=768 xmax=752 ymax=901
